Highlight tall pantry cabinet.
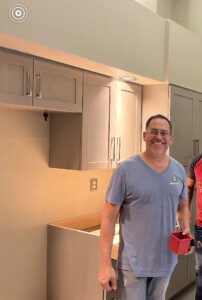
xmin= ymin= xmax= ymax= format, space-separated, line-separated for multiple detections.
xmin=50 ymin=72 xmax=142 ymax=170
xmin=82 ymin=72 xmax=141 ymax=170
xmin=143 ymin=84 xmax=202 ymax=176
xmin=167 ymin=84 xmax=202 ymax=298
xmin=142 ymin=84 xmax=199 ymax=299
xmin=169 ymin=85 xmax=202 ymax=167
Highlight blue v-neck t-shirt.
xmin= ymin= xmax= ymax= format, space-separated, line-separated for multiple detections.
xmin=106 ymin=155 xmax=186 ymax=277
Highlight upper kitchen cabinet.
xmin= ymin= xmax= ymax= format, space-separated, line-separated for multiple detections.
xmin=0 ymin=50 xmax=33 ymax=106
xmin=165 ymin=20 xmax=202 ymax=93
xmin=49 ymin=72 xmax=142 ymax=170
xmin=33 ymin=60 xmax=82 ymax=112
xmin=0 ymin=48 xmax=83 ymax=112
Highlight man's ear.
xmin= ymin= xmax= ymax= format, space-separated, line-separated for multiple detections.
xmin=170 ymin=134 xmax=174 ymax=143
xmin=143 ymin=131 xmax=146 ymax=141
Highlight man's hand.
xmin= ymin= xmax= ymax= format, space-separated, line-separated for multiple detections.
xmin=182 ymin=228 xmax=191 ymax=236
xmin=98 ymin=265 xmax=116 ymax=291
xmin=99 ymin=203 xmax=120 ymax=291
xmin=182 ymin=229 xmax=193 ymax=255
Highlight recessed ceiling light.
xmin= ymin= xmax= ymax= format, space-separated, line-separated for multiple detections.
xmin=118 ymin=76 xmax=137 ymax=82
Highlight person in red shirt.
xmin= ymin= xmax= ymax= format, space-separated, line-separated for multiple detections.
xmin=187 ymin=153 xmax=202 ymax=300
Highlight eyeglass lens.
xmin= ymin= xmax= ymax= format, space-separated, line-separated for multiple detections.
xmin=146 ymin=129 xmax=170 ymax=137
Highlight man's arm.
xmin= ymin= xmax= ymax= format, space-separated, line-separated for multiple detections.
xmin=98 ymin=202 xmax=120 ymax=291
xmin=176 ymin=199 xmax=191 ymax=235
xmin=186 ymin=177 xmax=195 ymax=208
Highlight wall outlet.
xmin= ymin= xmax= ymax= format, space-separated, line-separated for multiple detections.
xmin=90 ymin=178 xmax=98 ymax=191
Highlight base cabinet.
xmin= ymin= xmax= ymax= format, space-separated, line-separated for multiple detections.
xmin=47 ymin=214 xmax=196 ymax=300
xmin=47 ymin=225 xmax=103 ymax=300
xmin=47 ymin=213 xmax=107 ymax=300
xmin=166 ymin=256 xmax=190 ymax=299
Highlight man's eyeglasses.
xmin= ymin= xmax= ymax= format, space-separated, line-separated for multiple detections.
xmin=145 ymin=129 xmax=171 ymax=137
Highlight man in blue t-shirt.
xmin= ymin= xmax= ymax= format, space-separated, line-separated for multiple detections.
xmin=99 ymin=114 xmax=190 ymax=300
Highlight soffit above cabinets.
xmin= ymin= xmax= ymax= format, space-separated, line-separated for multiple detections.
xmin=0 ymin=31 xmax=163 ymax=86
xmin=0 ymin=0 xmax=165 ymax=83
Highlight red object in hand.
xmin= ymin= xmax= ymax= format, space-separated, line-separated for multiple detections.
xmin=169 ymin=231 xmax=192 ymax=255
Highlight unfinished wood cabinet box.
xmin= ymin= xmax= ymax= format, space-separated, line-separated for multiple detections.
xmin=47 ymin=212 xmax=118 ymax=300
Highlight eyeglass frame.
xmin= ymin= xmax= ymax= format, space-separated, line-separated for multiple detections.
xmin=144 ymin=129 xmax=172 ymax=137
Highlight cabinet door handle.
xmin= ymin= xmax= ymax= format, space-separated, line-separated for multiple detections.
xmin=110 ymin=137 xmax=116 ymax=162
xmin=36 ymin=73 xmax=41 ymax=98
xmin=26 ymin=71 xmax=32 ymax=96
xmin=193 ymin=140 xmax=199 ymax=156
xmin=116 ymin=137 xmax=121 ymax=163
xmin=118 ymin=137 xmax=121 ymax=161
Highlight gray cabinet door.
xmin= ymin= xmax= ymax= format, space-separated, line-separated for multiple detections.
xmin=195 ymin=98 xmax=202 ymax=153
xmin=168 ymin=85 xmax=197 ymax=298
xmin=33 ymin=60 xmax=83 ymax=112
xmin=170 ymin=86 xmax=195 ymax=167
xmin=166 ymin=256 xmax=190 ymax=299
xmin=0 ymin=50 xmax=33 ymax=106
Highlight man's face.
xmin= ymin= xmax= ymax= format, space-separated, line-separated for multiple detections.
xmin=143 ymin=118 xmax=173 ymax=157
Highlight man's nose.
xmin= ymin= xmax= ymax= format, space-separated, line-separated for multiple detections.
xmin=156 ymin=131 xmax=163 ymax=138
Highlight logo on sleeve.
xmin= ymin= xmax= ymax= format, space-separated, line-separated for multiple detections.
xmin=170 ymin=176 xmax=179 ymax=185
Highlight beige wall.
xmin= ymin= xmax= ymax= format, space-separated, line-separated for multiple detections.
xmin=157 ymin=0 xmax=172 ymax=19
xmin=134 ymin=0 xmax=172 ymax=18
xmin=171 ymin=0 xmax=202 ymax=38
xmin=134 ymin=0 xmax=157 ymax=12
xmin=166 ymin=20 xmax=202 ymax=93
xmin=142 ymin=84 xmax=170 ymax=151
xmin=0 ymin=0 xmax=165 ymax=82
xmin=0 ymin=106 xmax=112 ymax=300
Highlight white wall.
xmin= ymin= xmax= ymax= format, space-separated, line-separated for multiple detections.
xmin=0 ymin=106 xmax=112 ymax=300
xmin=171 ymin=0 xmax=202 ymax=38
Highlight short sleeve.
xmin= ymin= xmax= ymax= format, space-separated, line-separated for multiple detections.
xmin=105 ymin=164 xmax=126 ymax=205
xmin=187 ymin=156 xmax=197 ymax=180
